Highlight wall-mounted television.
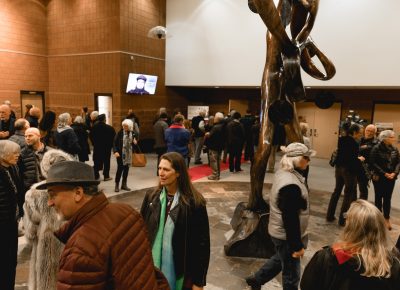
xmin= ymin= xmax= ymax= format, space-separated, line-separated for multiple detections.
xmin=126 ymin=73 xmax=158 ymax=95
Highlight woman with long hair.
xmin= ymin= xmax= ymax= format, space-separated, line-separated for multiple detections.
xmin=370 ymin=130 xmax=400 ymax=230
xmin=301 ymin=199 xmax=400 ymax=289
xmin=113 ymin=119 xmax=137 ymax=192
xmin=38 ymin=110 xmax=56 ymax=147
xmin=141 ymin=152 xmax=210 ymax=290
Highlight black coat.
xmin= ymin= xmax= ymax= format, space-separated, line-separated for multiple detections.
xmin=0 ymin=165 xmax=23 ymax=223
xmin=301 ymin=246 xmax=400 ymax=290
xmin=113 ymin=129 xmax=136 ymax=155
xmin=227 ymin=120 xmax=245 ymax=149
xmin=205 ymin=121 xmax=226 ymax=152
xmin=140 ymin=188 xmax=210 ymax=287
xmin=370 ymin=141 xmax=400 ymax=178
xmin=18 ymin=145 xmax=49 ymax=194
xmin=90 ymin=122 xmax=116 ymax=164
xmin=54 ymin=127 xmax=81 ymax=155
xmin=0 ymin=116 xmax=15 ymax=139
xmin=71 ymin=123 xmax=90 ymax=162
xmin=335 ymin=136 xmax=360 ymax=174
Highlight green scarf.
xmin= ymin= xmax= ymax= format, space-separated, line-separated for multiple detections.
xmin=152 ymin=187 xmax=184 ymax=290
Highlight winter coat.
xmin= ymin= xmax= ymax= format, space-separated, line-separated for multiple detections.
xmin=113 ymin=129 xmax=136 ymax=155
xmin=54 ymin=127 xmax=81 ymax=156
xmin=90 ymin=121 xmax=116 ymax=164
xmin=19 ymin=145 xmax=50 ymax=194
xmin=191 ymin=115 xmax=205 ymax=137
xmin=205 ymin=122 xmax=226 ymax=152
xmin=141 ymin=188 xmax=210 ymax=287
xmin=226 ymin=120 xmax=245 ymax=150
xmin=370 ymin=141 xmax=400 ymax=178
xmin=54 ymin=193 xmax=168 ymax=290
xmin=165 ymin=124 xmax=191 ymax=158
xmin=23 ymin=182 xmax=64 ymax=290
xmin=71 ymin=123 xmax=90 ymax=162
xmin=0 ymin=165 xmax=22 ymax=224
xmin=8 ymin=131 xmax=27 ymax=151
xmin=335 ymin=136 xmax=360 ymax=174
xmin=301 ymin=246 xmax=400 ymax=290
xmin=0 ymin=115 xmax=16 ymax=139
xmin=153 ymin=119 xmax=168 ymax=149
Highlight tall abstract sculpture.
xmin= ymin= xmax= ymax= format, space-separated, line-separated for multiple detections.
xmin=225 ymin=0 xmax=335 ymax=257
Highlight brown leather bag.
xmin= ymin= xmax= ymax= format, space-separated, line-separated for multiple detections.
xmin=132 ymin=145 xmax=146 ymax=167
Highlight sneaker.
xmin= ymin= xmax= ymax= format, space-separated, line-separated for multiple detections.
xmin=104 ymin=177 xmax=112 ymax=181
xmin=207 ymin=176 xmax=220 ymax=181
xmin=245 ymin=275 xmax=261 ymax=290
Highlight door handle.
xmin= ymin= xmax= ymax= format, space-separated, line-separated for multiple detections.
xmin=313 ymin=129 xmax=318 ymax=137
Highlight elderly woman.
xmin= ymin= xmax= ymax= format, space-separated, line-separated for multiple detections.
xmin=113 ymin=119 xmax=137 ymax=192
xmin=54 ymin=113 xmax=81 ymax=157
xmin=245 ymin=142 xmax=315 ymax=290
xmin=23 ymin=149 xmax=74 ymax=290
xmin=301 ymin=200 xmax=400 ymax=289
xmin=0 ymin=140 xmax=22 ymax=290
xmin=369 ymin=129 xmax=400 ymax=230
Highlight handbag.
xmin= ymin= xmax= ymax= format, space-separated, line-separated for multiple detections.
xmin=132 ymin=145 xmax=147 ymax=167
xmin=329 ymin=149 xmax=338 ymax=167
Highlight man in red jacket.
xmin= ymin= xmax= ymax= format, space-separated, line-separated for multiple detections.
xmin=38 ymin=161 xmax=169 ymax=290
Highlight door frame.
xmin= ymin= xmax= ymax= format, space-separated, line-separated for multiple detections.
xmin=94 ymin=93 xmax=113 ymax=125
xmin=372 ymin=100 xmax=400 ymax=124
xmin=20 ymin=90 xmax=45 ymax=116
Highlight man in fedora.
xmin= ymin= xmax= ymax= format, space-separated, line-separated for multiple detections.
xmin=38 ymin=161 xmax=168 ymax=290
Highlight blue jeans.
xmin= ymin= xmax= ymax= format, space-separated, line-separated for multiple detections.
xmin=254 ymin=237 xmax=300 ymax=290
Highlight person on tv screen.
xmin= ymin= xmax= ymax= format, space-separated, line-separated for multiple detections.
xmin=128 ymin=75 xmax=150 ymax=95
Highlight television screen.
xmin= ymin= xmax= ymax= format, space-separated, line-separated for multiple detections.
xmin=126 ymin=73 xmax=158 ymax=95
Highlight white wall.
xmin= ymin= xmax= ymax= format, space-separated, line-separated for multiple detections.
xmin=166 ymin=0 xmax=400 ymax=87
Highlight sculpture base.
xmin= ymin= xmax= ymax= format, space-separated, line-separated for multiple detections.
xmin=224 ymin=202 xmax=275 ymax=258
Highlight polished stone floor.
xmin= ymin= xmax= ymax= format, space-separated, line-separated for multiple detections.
xmin=15 ymin=154 xmax=400 ymax=290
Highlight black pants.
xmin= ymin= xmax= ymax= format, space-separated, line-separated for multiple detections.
xmin=0 ymin=221 xmax=18 ymax=290
xmin=93 ymin=150 xmax=112 ymax=179
xmin=115 ymin=157 xmax=130 ymax=184
xmin=357 ymin=173 xmax=369 ymax=200
xmin=373 ymin=177 xmax=395 ymax=219
xmin=326 ymin=166 xmax=357 ymax=224
xmin=155 ymin=147 xmax=167 ymax=175
xmin=244 ymin=137 xmax=254 ymax=161
xmin=228 ymin=146 xmax=242 ymax=172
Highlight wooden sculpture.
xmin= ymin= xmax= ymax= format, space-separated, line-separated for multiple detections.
xmin=225 ymin=0 xmax=335 ymax=258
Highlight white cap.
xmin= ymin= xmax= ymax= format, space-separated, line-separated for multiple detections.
xmin=280 ymin=142 xmax=316 ymax=157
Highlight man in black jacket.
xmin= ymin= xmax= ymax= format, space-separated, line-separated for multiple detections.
xmin=0 ymin=104 xmax=15 ymax=140
xmin=205 ymin=112 xmax=226 ymax=180
xmin=90 ymin=114 xmax=115 ymax=181
xmin=18 ymin=128 xmax=49 ymax=211
xmin=227 ymin=112 xmax=245 ymax=172
xmin=358 ymin=124 xmax=377 ymax=200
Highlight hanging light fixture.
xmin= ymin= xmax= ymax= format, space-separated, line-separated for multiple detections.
xmin=147 ymin=0 xmax=168 ymax=39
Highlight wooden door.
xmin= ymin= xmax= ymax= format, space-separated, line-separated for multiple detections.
xmin=297 ymin=102 xmax=341 ymax=158
xmin=229 ymin=99 xmax=248 ymax=116
xmin=21 ymin=93 xmax=44 ymax=118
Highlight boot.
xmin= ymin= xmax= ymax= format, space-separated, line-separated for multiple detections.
xmin=121 ymin=180 xmax=131 ymax=191
xmin=114 ymin=182 xmax=120 ymax=192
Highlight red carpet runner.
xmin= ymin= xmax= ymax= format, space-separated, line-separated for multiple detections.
xmin=188 ymin=162 xmax=230 ymax=181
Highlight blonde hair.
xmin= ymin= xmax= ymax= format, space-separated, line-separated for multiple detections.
xmin=340 ymin=200 xmax=397 ymax=277
xmin=280 ymin=155 xmax=303 ymax=171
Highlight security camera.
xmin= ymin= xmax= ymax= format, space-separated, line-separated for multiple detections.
xmin=148 ymin=26 xmax=167 ymax=39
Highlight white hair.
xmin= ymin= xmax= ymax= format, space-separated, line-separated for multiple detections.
xmin=122 ymin=119 xmax=134 ymax=131
xmin=74 ymin=116 xmax=84 ymax=124
xmin=214 ymin=112 xmax=224 ymax=121
xmin=58 ymin=113 xmax=71 ymax=127
xmin=280 ymin=155 xmax=304 ymax=171
xmin=378 ymin=130 xmax=395 ymax=141
xmin=90 ymin=111 xmax=99 ymax=119
xmin=0 ymin=140 xmax=20 ymax=160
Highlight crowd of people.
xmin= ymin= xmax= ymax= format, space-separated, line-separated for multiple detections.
xmin=1 ymin=99 xmax=400 ymax=290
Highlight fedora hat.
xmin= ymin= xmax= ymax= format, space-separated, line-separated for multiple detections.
xmin=37 ymin=161 xmax=100 ymax=190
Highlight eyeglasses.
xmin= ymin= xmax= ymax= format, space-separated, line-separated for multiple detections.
xmin=303 ymin=156 xmax=310 ymax=161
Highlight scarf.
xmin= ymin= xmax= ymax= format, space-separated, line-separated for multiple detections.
xmin=122 ymin=131 xmax=132 ymax=165
xmin=152 ymin=187 xmax=184 ymax=290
